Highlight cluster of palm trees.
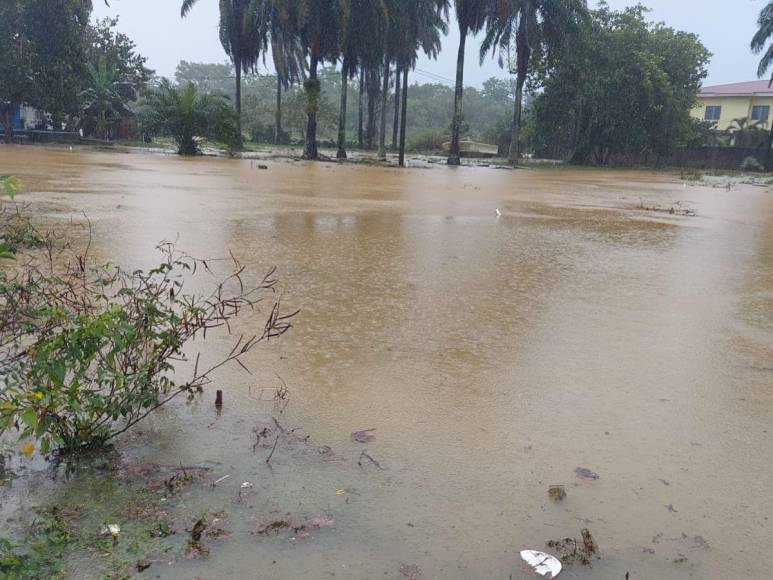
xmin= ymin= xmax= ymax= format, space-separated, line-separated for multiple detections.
xmin=180 ymin=0 xmax=586 ymax=166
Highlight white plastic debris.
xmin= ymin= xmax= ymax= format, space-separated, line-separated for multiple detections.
xmin=212 ymin=474 xmax=231 ymax=486
xmin=100 ymin=523 xmax=121 ymax=538
xmin=241 ymin=481 xmax=254 ymax=489
xmin=520 ymin=550 xmax=562 ymax=578
xmin=495 ymin=208 xmax=502 ymax=217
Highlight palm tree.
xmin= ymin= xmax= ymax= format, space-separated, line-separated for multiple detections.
xmin=377 ymin=0 xmax=400 ymax=160
xmin=448 ymin=0 xmax=490 ymax=165
xmin=391 ymin=67 xmax=401 ymax=150
xmin=394 ymin=0 xmax=448 ymax=166
xmin=481 ymin=0 xmax=585 ymax=163
xmin=751 ymin=1 xmax=773 ymax=168
xmin=79 ymin=56 xmax=135 ymax=139
xmin=252 ymin=0 xmax=305 ymax=145
xmin=181 ymin=0 xmax=260 ymax=145
xmin=141 ymin=80 xmax=240 ymax=155
xmin=728 ymin=117 xmax=767 ymax=148
xmin=337 ymin=0 xmax=388 ymax=159
xmin=296 ymin=0 xmax=348 ymax=160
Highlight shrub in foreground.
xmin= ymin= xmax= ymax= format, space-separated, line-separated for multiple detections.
xmin=0 ymin=240 xmax=295 ymax=454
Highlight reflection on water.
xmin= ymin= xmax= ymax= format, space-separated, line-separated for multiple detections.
xmin=1 ymin=147 xmax=772 ymax=579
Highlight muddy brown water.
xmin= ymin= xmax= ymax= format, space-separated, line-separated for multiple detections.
xmin=1 ymin=146 xmax=772 ymax=579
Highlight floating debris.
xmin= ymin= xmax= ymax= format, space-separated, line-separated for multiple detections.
xmin=257 ymin=513 xmax=335 ymax=540
xmin=358 ymin=449 xmax=385 ymax=470
xmin=665 ymin=504 xmax=678 ymax=513
xmin=136 ymin=559 xmax=152 ymax=572
xmin=581 ymin=528 xmax=598 ymax=555
xmin=241 ymin=481 xmax=255 ymax=489
xmin=257 ymin=520 xmax=292 ymax=536
xmin=520 ymin=550 xmax=563 ymax=578
xmin=100 ymin=523 xmax=121 ymax=539
xmin=307 ymin=514 xmax=336 ymax=529
xmin=190 ymin=517 xmax=208 ymax=542
xmin=399 ymin=563 xmax=421 ymax=579
xmin=546 ymin=528 xmax=599 ymax=568
xmin=212 ymin=474 xmax=231 ymax=486
xmin=575 ymin=467 xmax=600 ymax=481
xmin=548 ymin=486 xmax=566 ymax=502
xmin=351 ymin=429 xmax=377 ymax=443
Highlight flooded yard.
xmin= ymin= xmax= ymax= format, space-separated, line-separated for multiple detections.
xmin=1 ymin=147 xmax=772 ymax=579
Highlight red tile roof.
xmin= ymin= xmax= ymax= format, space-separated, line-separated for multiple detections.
xmin=700 ymin=80 xmax=773 ymax=97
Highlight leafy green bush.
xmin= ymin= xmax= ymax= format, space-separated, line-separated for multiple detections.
xmin=0 ymin=241 xmax=295 ymax=454
xmin=0 ymin=206 xmax=44 ymax=254
xmin=408 ymin=128 xmax=448 ymax=153
xmin=740 ymin=156 xmax=764 ymax=172
xmin=0 ymin=176 xmax=24 ymax=259
xmin=0 ymin=176 xmax=21 ymax=198
xmin=248 ymin=121 xmax=290 ymax=145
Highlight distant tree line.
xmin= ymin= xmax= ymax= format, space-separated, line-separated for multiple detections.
xmin=173 ymin=61 xmax=516 ymax=154
xmin=2 ymin=0 xmax=718 ymax=167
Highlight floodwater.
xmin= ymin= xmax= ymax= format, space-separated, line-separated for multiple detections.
xmin=1 ymin=146 xmax=772 ymax=579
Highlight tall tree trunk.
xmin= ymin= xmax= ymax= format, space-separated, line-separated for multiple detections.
xmin=766 ymin=123 xmax=773 ymax=171
xmin=377 ymin=56 xmax=390 ymax=160
xmin=399 ymin=69 xmax=409 ymax=167
xmin=234 ymin=56 xmax=243 ymax=148
xmin=509 ymin=74 xmax=526 ymax=163
xmin=448 ymin=25 xmax=467 ymax=166
xmin=337 ymin=60 xmax=349 ymax=159
xmin=1 ymin=107 xmax=14 ymax=144
xmin=358 ymin=67 xmax=364 ymax=149
xmin=303 ymin=53 xmax=320 ymax=160
xmin=275 ymin=81 xmax=283 ymax=145
xmin=508 ymin=22 xmax=531 ymax=164
xmin=366 ymin=69 xmax=379 ymax=150
xmin=392 ymin=67 xmax=401 ymax=151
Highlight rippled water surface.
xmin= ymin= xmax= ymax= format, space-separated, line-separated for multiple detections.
xmin=1 ymin=147 xmax=772 ymax=579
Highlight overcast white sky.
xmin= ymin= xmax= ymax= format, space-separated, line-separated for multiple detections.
xmin=93 ymin=0 xmax=764 ymax=88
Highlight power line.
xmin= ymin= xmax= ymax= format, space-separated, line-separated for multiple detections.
xmin=414 ymin=67 xmax=455 ymax=84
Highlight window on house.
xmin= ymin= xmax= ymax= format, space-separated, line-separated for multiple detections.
xmin=704 ymin=106 xmax=722 ymax=121
xmin=752 ymin=105 xmax=770 ymax=123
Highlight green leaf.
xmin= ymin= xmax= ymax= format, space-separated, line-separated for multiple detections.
xmin=0 ymin=243 xmax=15 ymax=260
xmin=20 ymin=408 xmax=38 ymax=430
xmin=0 ymin=176 xmax=21 ymax=199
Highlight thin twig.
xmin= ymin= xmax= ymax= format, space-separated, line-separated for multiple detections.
xmin=358 ymin=449 xmax=385 ymax=470
xmin=266 ymin=435 xmax=280 ymax=466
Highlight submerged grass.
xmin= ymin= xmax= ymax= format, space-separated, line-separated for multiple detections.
xmin=0 ymin=455 xmax=202 ymax=578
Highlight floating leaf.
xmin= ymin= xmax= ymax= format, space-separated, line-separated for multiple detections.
xmin=21 ymin=442 xmax=34 ymax=457
xmin=575 ymin=467 xmax=600 ymax=480
xmin=351 ymin=429 xmax=376 ymax=443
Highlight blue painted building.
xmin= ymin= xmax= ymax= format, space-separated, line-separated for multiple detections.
xmin=0 ymin=105 xmax=24 ymax=132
